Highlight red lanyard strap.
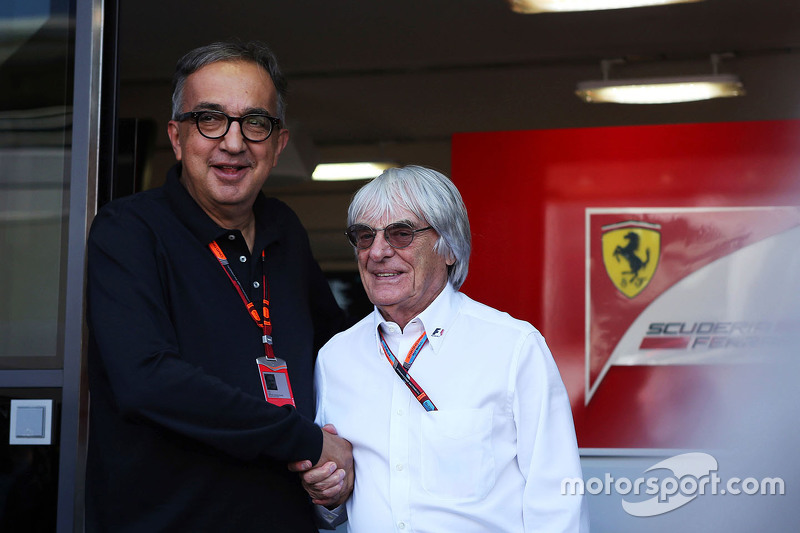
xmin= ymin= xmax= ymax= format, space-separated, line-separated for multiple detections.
xmin=379 ymin=331 xmax=437 ymax=412
xmin=209 ymin=241 xmax=275 ymax=359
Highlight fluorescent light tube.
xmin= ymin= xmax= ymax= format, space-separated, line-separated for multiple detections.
xmin=509 ymin=0 xmax=703 ymax=13
xmin=312 ymin=162 xmax=395 ymax=181
xmin=575 ymin=74 xmax=744 ymax=104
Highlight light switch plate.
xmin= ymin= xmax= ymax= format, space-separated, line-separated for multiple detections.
xmin=10 ymin=399 xmax=53 ymax=445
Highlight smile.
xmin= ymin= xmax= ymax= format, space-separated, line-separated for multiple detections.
xmin=211 ymin=164 xmax=250 ymax=179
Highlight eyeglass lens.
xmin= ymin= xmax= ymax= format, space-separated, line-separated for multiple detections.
xmin=347 ymin=223 xmax=419 ymax=249
xmin=196 ymin=111 xmax=274 ymax=142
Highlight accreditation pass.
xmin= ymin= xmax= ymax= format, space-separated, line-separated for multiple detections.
xmin=256 ymin=356 xmax=296 ymax=407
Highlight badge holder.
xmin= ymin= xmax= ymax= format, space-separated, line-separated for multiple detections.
xmin=256 ymin=356 xmax=296 ymax=407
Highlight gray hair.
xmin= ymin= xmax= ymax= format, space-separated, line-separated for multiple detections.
xmin=170 ymin=40 xmax=288 ymax=122
xmin=348 ymin=165 xmax=471 ymax=290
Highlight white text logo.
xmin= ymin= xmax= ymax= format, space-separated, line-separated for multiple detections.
xmin=562 ymin=452 xmax=785 ymax=517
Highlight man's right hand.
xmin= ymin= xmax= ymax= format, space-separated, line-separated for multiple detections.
xmin=288 ymin=424 xmax=354 ymax=508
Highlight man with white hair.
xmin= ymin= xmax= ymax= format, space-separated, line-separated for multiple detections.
xmin=294 ymin=165 xmax=588 ymax=531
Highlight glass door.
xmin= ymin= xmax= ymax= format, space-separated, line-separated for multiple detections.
xmin=0 ymin=0 xmax=103 ymax=530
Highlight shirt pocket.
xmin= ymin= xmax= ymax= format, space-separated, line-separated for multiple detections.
xmin=420 ymin=407 xmax=496 ymax=501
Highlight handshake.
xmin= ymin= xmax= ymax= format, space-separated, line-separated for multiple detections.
xmin=289 ymin=424 xmax=354 ymax=509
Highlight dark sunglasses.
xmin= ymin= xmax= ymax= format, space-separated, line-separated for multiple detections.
xmin=345 ymin=222 xmax=433 ymax=250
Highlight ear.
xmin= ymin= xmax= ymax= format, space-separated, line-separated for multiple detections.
xmin=270 ymin=128 xmax=290 ymax=168
xmin=167 ymin=120 xmax=183 ymax=161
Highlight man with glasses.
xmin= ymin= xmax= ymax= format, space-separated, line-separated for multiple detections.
xmin=292 ymin=166 xmax=588 ymax=531
xmin=86 ymin=41 xmax=352 ymax=532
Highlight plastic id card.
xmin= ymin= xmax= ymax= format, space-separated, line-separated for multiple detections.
xmin=256 ymin=356 xmax=296 ymax=407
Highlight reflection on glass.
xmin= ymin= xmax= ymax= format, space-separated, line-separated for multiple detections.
xmin=0 ymin=0 xmax=74 ymax=368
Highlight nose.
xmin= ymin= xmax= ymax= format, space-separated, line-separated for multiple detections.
xmin=219 ymin=121 xmax=246 ymax=153
xmin=368 ymin=229 xmax=395 ymax=260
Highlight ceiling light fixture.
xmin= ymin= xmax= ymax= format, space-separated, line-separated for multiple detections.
xmin=575 ymin=55 xmax=744 ymax=104
xmin=312 ymin=162 xmax=395 ymax=181
xmin=507 ymin=0 xmax=703 ymax=14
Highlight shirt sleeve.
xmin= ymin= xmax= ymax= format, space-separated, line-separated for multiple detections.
xmin=313 ymin=503 xmax=347 ymax=530
xmin=513 ymin=330 xmax=589 ymax=532
xmin=313 ymin=343 xmax=334 ymax=431
xmin=312 ymin=344 xmax=351 ymax=530
xmin=86 ymin=204 xmax=323 ymax=465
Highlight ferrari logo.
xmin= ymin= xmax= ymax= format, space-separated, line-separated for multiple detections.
xmin=602 ymin=221 xmax=661 ymax=298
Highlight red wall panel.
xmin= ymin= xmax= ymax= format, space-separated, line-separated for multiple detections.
xmin=452 ymin=120 xmax=800 ymax=448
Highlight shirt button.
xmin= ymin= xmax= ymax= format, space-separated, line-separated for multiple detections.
xmin=227 ymin=234 xmax=236 ymax=240
xmin=239 ymin=255 xmax=247 ymax=263
xmin=395 ymin=463 xmax=404 ymax=471
xmin=396 ymin=409 xmax=404 ymax=416
xmin=253 ymin=281 xmax=260 ymax=289
xmin=397 ymin=522 xmax=406 ymax=530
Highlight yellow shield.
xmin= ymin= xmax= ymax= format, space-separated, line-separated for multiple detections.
xmin=601 ymin=222 xmax=661 ymax=298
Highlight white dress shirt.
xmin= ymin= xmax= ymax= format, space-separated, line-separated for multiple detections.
xmin=315 ymin=284 xmax=588 ymax=532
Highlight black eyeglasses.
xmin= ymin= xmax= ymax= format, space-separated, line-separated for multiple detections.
xmin=345 ymin=222 xmax=434 ymax=250
xmin=175 ymin=110 xmax=281 ymax=142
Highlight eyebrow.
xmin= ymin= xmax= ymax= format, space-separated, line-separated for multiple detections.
xmin=192 ymin=102 xmax=275 ymax=116
xmin=192 ymin=102 xmax=224 ymax=112
xmin=358 ymin=219 xmax=417 ymax=228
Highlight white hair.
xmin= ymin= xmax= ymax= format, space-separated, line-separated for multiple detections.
xmin=347 ymin=165 xmax=471 ymax=290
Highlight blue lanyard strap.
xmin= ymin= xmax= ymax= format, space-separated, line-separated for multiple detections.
xmin=379 ymin=331 xmax=437 ymax=412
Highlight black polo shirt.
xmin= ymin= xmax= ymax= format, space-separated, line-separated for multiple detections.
xmin=86 ymin=164 xmax=346 ymax=532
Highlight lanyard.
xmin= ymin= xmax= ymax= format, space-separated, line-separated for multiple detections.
xmin=378 ymin=330 xmax=437 ymax=412
xmin=208 ymin=241 xmax=275 ymax=360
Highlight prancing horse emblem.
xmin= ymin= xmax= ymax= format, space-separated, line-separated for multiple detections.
xmin=601 ymin=221 xmax=661 ymax=298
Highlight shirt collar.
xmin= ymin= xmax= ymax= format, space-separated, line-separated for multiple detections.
xmin=371 ymin=282 xmax=460 ymax=354
xmin=164 ymin=163 xmax=281 ymax=250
